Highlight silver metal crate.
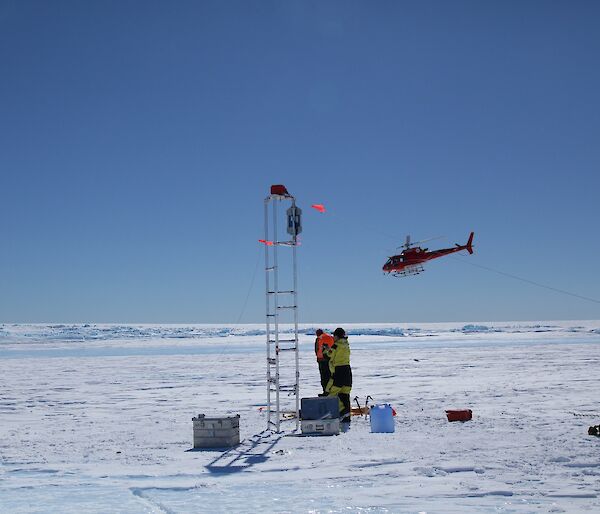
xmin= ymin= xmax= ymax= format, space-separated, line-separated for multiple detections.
xmin=300 ymin=418 xmax=339 ymax=436
xmin=193 ymin=414 xmax=240 ymax=448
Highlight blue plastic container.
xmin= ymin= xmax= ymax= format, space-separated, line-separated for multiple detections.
xmin=370 ymin=404 xmax=395 ymax=433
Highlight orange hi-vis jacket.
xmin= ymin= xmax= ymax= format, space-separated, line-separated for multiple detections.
xmin=315 ymin=333 xmax=335 ymax=361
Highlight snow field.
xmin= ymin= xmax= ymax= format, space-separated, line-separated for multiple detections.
xmin=1 ymin=322 xmax=599 ymax=513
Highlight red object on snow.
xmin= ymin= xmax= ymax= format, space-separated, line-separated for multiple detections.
xmin=258 ymin=239 xmax=274 ymax=246
xmin=311 ymin=204 xmax=326 ymax=213
xmin=446 ymin=409 xmax=472 ymax=422
xmin=270 ymin=184 xmax=289 ymax=196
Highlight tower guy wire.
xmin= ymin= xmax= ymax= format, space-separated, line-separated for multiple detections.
xmin=236 ymin=245 xmax=263 ymax=324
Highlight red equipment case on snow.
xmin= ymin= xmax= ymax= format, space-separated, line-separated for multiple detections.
xmin=446 ymin=409 xmax=473 ymax=422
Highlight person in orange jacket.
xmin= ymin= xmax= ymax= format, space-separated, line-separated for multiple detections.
xmin=315 ymin=329 xmax=335 ymax=395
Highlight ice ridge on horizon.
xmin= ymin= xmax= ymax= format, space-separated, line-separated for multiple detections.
xmin=1 ymin=322 xmax=599 ymax=344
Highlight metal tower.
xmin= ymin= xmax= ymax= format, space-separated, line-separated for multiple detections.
xmin=263 ymin=185 xmax=301 ymax=432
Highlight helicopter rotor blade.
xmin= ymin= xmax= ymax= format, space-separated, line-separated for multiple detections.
xmin=396 ymin=235 xmax=411 ymax=250
xmin=410 ymin=235 xmax=444 ymax=247
xmin=396 ymin=235 xmax=444 ymax=250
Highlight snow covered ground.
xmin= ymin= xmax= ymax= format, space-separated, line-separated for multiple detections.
xmin=1 ymin=321 xmax=600 ymax=513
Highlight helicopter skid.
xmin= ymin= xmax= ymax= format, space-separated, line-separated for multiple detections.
xmin=391 ymin=265 xmax=425 ymax=277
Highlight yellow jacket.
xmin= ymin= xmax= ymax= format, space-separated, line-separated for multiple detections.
xmin=324 ymin=337 xmax=350 ymax=373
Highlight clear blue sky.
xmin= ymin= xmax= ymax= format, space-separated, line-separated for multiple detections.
xmin=1 ymin=1 xmax=599 ymax=323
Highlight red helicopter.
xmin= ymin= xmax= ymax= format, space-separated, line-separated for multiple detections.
xmin=383 ymin=232 xmax=474 ymax=277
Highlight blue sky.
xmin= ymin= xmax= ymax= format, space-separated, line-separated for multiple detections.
xmin=1 ymin=1 xmax=599 ymax=323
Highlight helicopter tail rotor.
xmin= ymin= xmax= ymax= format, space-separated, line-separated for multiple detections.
xmin=466 ymin=232 xmax=474 ymax=254
xmin=456 ymin=232 xmax=475 ymax=253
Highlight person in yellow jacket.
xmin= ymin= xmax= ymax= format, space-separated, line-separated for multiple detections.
xmin=315 ymin=329 xmax=335 ymax=395
xmin=323 ymin=327 xmax=352 ymax=423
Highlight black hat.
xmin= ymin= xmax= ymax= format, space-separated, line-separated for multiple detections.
xmin=333 ymin=327 xmax=346 ymax=338
xmin=315 ymin=329 xmax=323 ymax=336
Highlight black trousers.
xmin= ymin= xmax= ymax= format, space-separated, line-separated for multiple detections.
xmin=318 ymin=360 xmax=331 ymax=393
xmin=328 ymin=365 xmax=352 ymax=421
xmin=339 ymin=393 xmax=351 ymax=420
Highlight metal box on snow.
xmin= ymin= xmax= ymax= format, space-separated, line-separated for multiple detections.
xmin=300 ymin=397 xmax=339 ymax=421
xmin=193 ymin=414 xmax=240 ymax=448
xmin=301 ymin=418 xmax=340 ymax=436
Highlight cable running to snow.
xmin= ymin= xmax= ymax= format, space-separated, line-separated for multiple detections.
xmin=452 ymin=256 xmax=600 ymax=305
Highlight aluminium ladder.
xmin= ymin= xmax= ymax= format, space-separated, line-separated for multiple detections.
xmin=264 ymin=188 xmax=301 ymax=432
